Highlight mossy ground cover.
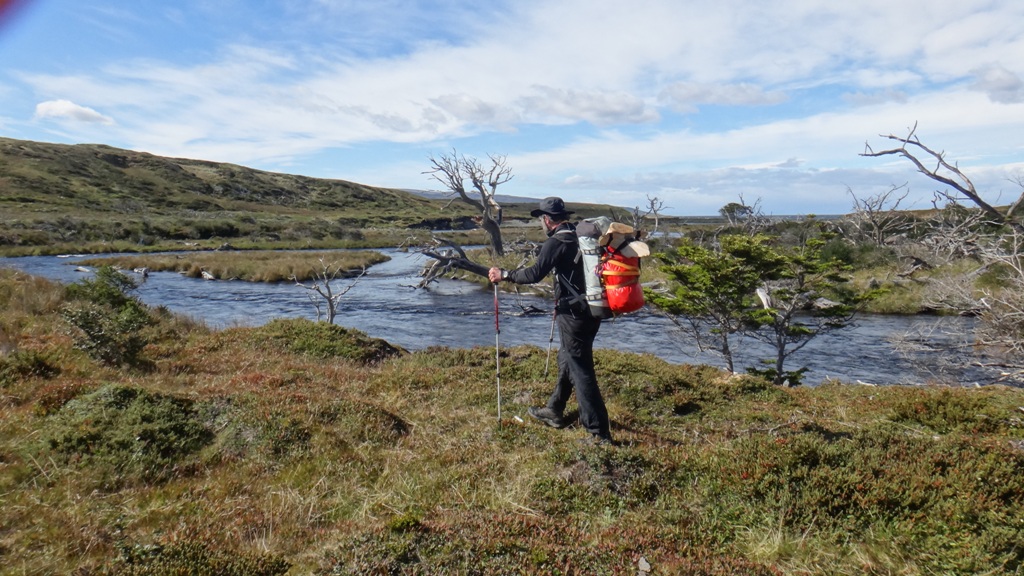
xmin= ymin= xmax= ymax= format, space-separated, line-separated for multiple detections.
xmin=1 ymin=270 xmax=1023 ymax=575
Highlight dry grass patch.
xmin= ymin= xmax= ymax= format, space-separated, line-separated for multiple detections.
xmin=80 ymin=249 xmax=390 ymax=282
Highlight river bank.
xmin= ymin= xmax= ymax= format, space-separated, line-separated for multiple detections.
xmin=0 ymin=249 xmax=996 ymax=386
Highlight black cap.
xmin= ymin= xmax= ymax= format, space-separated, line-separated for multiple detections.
xmin=530 ymin=196 xmax=575 ymax=218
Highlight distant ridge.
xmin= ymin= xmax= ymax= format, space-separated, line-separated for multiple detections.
xmin=0 ymin=136 xmax=472 ymax=226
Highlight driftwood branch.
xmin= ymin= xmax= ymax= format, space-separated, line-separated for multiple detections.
xmin=419 ymin=238 xmax=491 ymax=288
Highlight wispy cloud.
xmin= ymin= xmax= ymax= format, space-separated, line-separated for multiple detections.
xmin=34 ymin=99 xmax=114 ymax=125
xmin=4 ymin=0 xmax=1024 ymax=213
xmin=660 ymin=82 xmax=788 ymax=113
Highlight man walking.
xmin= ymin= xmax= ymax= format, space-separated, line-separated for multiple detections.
xmin=488 ymin=197 xmax=613 ymax=445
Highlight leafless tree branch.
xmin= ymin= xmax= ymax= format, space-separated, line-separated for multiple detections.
xmin=845 ymin=183 xmax=913 ymax=247
xmin=423 ymin=149 xmax=511 ymax=256
xmin=862 ymin=123 xmax=1024 ymax=233
xmin=291 ymin=257 xmax=366 ymax=324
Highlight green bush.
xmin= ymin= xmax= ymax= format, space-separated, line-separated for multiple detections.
xmin=61 ymin=267 xmax=153 ymax=366
xmin=61 ymin=300 xmax=151 ymax=366
xmin=64 ymin=265 xmax=138 ymax=309
xmin=41 ymin=385 xmax=213 ymax=487
xmin=0 ymin=348 xmax=59 ymax=386
xmin=889 ymin=388 xmax=1001 ymax=434
xmin=204 ymin=397 xmax=312 ymax=462
xmin=697 ymin=424 xmax=1024 ymax=573
xmin=321 ymin=513 xmax=778 ymax=575
xmin=250 ymin=318 xmax=403 ymax=363
xmin=105 ymin=540 xmax=289 ymax=576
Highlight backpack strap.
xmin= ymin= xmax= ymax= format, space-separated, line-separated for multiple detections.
xmin=550 ymin=228 xmax=590 ymax=308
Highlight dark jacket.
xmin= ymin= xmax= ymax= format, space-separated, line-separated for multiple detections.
xmin=507 ymin=222 xmax=587 ymax=315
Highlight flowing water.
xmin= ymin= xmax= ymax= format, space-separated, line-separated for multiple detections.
xmin=0 ymin=249 xmax=990 ymax=386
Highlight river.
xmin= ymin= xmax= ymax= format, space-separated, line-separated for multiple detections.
xmin=0 ymin=249 xmax=992 ymax=386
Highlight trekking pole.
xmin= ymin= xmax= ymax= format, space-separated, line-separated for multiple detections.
xmin=493 ymin=283 xmax=502 ymax=427
xmin=543 ymin=308 xmax=556 ymax=378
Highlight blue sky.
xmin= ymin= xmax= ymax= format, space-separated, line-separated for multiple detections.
xmin=2 ymin=0 xmax=1024 ymax=216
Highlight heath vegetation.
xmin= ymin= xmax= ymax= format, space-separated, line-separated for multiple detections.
xmin=1 ymin=267 xmax=1022 ymax=575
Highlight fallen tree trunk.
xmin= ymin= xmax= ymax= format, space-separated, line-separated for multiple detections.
xmin=419 ymin=239 xmax=490 ymax=288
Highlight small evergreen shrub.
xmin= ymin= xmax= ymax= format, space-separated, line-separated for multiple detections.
xmin=889 ymin=388 xmax=1001 ymax=434
xmin=0 ymin=349 xmax=59 ymax=386
xmin=250 ymin=318 xmax=403 ymax=363
xmin=61 ymin=267 xmax=153 ymax=367
xmin=41 ymin=385 xmax=213 ymax=486
xmin=105 ymin=540 xmax=289 ymax=576
xmin=204 ymin=398 xmax=312 ymax=462
xmin=61 ymin=300 xmax=151 ymax=366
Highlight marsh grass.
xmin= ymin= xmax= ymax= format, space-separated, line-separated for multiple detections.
xmin=1 ymin=270 xmax=1023 ymax=574
xmin=80 ymin=250 xmax=391 ymax=282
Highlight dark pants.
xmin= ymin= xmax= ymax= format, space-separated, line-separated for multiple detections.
xmin=547 ymin=312 xmax=610 ymax=438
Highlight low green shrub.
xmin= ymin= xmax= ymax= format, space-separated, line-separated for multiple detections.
xmin=203 ymin=397 xmax=312 ymax=463
xmin=61 ymin=300 xmax=151 ymax=366
xmin=40 ymin=385 xmax=213 ymax=487
xmin=321 ymin=512 xmax=778 ymax=575
xmin=249 ymin=318 xmax=403 ymax=363
xmin=0 ymin=348 xmax=59 ymax=386
xmin=313 ymin=397 xmax=410 ymax=446
xmin=61 ymin=266 xmax=154 ymax=367
xmin=105 ymin=540 xmax=289 ymax=576
xmin=697 ymin=423 xmax=1024 ymax=573
xmin=64 ymin=265 xmax=139 ymax=309
xmin=889 ymin=387 xmax=1002 ymax=434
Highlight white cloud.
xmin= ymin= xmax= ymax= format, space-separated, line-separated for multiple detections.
xmin=519 ymin=86 xmax=658 ymax=125
xmin=842 ymin=90 xmax=909 ymax=107
xmin=971 ymin=65 xmax=1024 ymax=104
xmin=7 ymin=0 xmax=1024 ymax=214
xmin=660 ymin=82 xmax=788 ymax=113
xmin=33 ymin=99 xmax=114 ymax=124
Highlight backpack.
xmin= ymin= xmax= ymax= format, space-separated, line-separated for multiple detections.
xmin=566 ymin=216 xmax=650 ymax=319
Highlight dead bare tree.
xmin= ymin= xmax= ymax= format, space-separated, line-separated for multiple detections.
xmin=920 ymin=197 xmax=991 ymax=262
xmin=291 ymin=257 xmax=366 ymax=324
xmin=628 ymin=194 xmax=666 ymax=238
xmin=974 ymin=230 xmax=1024 ymax=357
xmin=863 ymin=126 xmax=1024 ymax=382
xmin=845 ymin=183 xmax=913 ymax=247
xmin=719 ymin=195 xmax=772 ymax=235
xmin=425 ymin=150 xmax=512 ymax=256
xmin=861 ymin=122 xmax=1024 ymax=233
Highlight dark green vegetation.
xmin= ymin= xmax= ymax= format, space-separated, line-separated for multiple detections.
xmin=2 ymin=268 xmax=1023 ymax=575
xmin=0 ymin=137 xmax=621 ymax=256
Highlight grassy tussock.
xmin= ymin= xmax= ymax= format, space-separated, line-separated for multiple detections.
xmin=79 ymin=250 xmax=391 ymax=282
xmin=1 ymin=271 xmax=1023 ymax=574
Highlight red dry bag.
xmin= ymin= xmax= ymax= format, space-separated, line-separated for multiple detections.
xmin=600 ymin=247 xmax=644 ymax=315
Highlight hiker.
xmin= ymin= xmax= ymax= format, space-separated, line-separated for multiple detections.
xmin=487 ymin=197 xmax=614 ymax=446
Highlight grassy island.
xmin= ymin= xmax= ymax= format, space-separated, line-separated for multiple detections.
xmin=78 ymin=249 xmax=391 ymax=283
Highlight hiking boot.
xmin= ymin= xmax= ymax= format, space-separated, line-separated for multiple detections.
xmin=578 ymin=433 xmax=616 ymax=447
xmin=527 ymin=406 xmax=568 ymax=429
